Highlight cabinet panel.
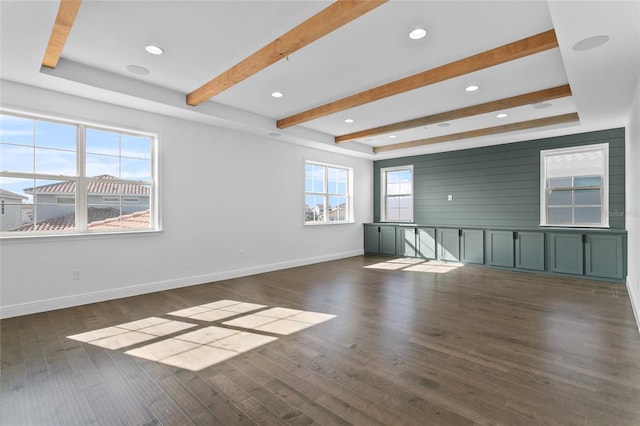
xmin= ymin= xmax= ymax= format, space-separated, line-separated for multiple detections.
xmin=380 ymin=226 xmax=397 ymax=256
xmin=417 ymin=228 xmax=436 ymax=259
xmin=461 ymin=229 xmax=484 ymax=264
xmin=488 ymin=231 xmax=514 ymax=267
xmin=437 ymin=229 xmax=460 ymax=261
xmin=585 ymin=234 xmax=624 ymax=279
xmin=396 ymin=227 xmax=416 ymax=257
xmin=515 ymin=232 xmax=545 ymax=271
xmin=364 ymin=225 xmax=380 ymax=254
xmin=549 ymin=233 xmax=583 ymax=275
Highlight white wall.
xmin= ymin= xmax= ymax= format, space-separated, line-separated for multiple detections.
xmin=0 ymin=81 xmax=373 ymax=318
xmin=626 ymin=74 xmax=640 ymax=333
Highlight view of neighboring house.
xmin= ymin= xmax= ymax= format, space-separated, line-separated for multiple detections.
xmin=305 ymin=203 xmax=348 ymax=222
xmin=1 ymin=175 xmax=150 ymax=232
xmin=0 ymin=189 xmax=28 ymax=231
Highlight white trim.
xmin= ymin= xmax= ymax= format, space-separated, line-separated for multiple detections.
xmin=380 ymin=164 xmax=414 ymax=223
xmin=627 ymin=277 xmax=640 ymax=335
xmin=539 ymin=143 xmax=609 ymax=228
xmin=304 ymin=160 xmax=353 ymax=224
xmin=0 ymin=249 xmax=363 ymax=319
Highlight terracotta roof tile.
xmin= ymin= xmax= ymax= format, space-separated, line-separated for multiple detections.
xmin=9 ymin=207 xmax=150 ymax=232
xmin=23 ymin=175 xmax=149 ymax=195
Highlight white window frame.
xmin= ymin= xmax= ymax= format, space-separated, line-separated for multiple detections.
xmin=380 ymin=165 xmax=414 ymax=223
xmin=0 ymin=109 xmax=159 ymax=237
xmin=304 ymin=160 xmax=353 ymax=225
xmin=540 ymin=143 xmax=609 ymax=228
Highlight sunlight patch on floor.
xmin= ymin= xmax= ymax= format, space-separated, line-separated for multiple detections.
xmin=67 ymin=301 xmax=336 ymax=371
xmin=365 ymin=258 xmax=463 ymax=274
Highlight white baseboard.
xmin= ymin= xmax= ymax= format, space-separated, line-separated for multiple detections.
xmin=0 ymin=250 xmax=363 ymax=319
xmin=627 ymin=276 xmax=640 ymax=335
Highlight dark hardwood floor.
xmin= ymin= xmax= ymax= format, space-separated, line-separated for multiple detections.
xmin=2 ymin=255 xmax=640 ymax=425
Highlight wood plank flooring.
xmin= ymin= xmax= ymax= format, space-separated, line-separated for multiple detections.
xmin=2 ymin=255 xmax=640 ymax=425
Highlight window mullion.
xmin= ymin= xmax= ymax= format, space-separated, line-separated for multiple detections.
xmin=76 ymin=124 xmax=87 ymax=232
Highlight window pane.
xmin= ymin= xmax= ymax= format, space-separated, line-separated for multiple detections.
xmin=574 ymin=189 xmax=601 ymax=205
xmin=574 ymin=176 xmax=602 ymax=187
xmin=35 ymin=120 xmax=76 ymax=151
xmin=547 ymin=207 xmax=572 ymax=224
xmin=35 ymin=147 xmax=76 ymax=176
xmin=0 ymin=114 xmax=33 ymax=146
xmin=86 ymin=128 xmax=120 ymax=156
xmin=121 ymin=134 xmax=151 ymax=159
xmin=0 ymin=176 xmax=31 ymax=232
xmin=328 ymin=196 xmax=347 ymax=221
xmin=305 ymin=164 xmax=324 ymax=193
xmin=87 ymin=153 xmax=120 ymax=177
xmin=386 ymin=195 xmax=412 ymax=221
xmin=548 ymin=177 xmax=572 ymax=188
xmin=121 ymin=157 xmax=151 ymax=181
xmin=1 ymin=143 xmax=33 ymax=173
xmin=548 ymin=190 xmax=572 ymax=206
xmin=87 ymin=181 xmax=151 ymax=230
xmin=386 ymin=170 xmax=412 ymax=195
xmin=327 ymin=167 xmax=347 ymax=195
xmin=575 ymin=207 xmax=601 ymax=223
xmin=305 ymin=194 xmax=325 ymax=222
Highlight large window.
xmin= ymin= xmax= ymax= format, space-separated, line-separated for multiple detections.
xmin=540 ymin=143 xmax=608 ymax=227
xmin=0 ymin=111 xmax=158 ymax=236
xmin=305 ymin=161 xmax=352 ymax=224
xmin=381 ymin=165 xmax=413 ymax=222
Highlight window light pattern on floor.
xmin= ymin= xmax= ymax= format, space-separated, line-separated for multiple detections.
xmin=365 ymin=258 xmax=462 ymax=274
xmin=67 ymin=300 xmax=336 ymax=371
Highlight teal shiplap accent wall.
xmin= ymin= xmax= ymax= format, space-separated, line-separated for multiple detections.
xmin=373 ymin=128 xmax=625 ymax=229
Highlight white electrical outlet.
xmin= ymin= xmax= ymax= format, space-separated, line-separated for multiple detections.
xmin=447 ymin=194 xmax=453 ymax=201
xmin=73 ymin=270 xmax=81 ymax=280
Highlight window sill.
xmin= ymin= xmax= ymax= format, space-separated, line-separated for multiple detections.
xmin=0 ymin=228 xmax=162 ymax=243
xmin=304 ymin=221 xmax=355 ymax=226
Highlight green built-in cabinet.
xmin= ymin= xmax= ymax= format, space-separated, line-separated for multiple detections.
xmin=364 ymin=224 xmax=397 ymax=256
xmin=487 ymin=230 xmax=545 ymax=271
xmin=397 ymin=226 xmax=436 ymax=259
xmin=365 ymin=224 xmax=626 ymax=281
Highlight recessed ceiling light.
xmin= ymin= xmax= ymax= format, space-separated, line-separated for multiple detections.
xmin=344 ymin=118 xmax=354 ymax=123
xmin=268 ymin=132 xmax=281 ymax=137
xmin=145 ymin=45 xmax=164 ymax=55
xmin=389 ymin=135 xmax=397 ymax=139
xmin=465 ymin=85 xmax=479 ymax=92
xmin=126 ymin=65 xmax=150 ymax=75
xmin=534 ymin=102 xmax=552 ymax=109
xmin=496 ymin=113 xmax=508 ymax=118
xmin=573 ymin=35 xmax=609 ymax=51
xmin=271 ymin=91 xmax=283 ymax=98
xmin=438 ymin=122 xmax=451 ymax=127
xmin=408 ymin=28 xmax=427 ymax=40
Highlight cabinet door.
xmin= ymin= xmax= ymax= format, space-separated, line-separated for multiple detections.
xmin=364 ymin=225 xmax=380 ymax=254
xmin=488 ymin=230 xmax=514 ymax=267
xmin=461 ymin=229 xmax=484 ymax=264
xmin=379 ymin=226 xmax=397 ymax=256
xmin=585 ymin=234 xmax=624 ymax=279
xmin=397 ymin=227 xmax=416 ymax=257
xmin=437 ymin=229 xmax=460 ymax=261
xmin=549 ymin=233 xmax=583 ymax=275
xmin=515 ymin=232 xmax=545 ymax=271
xmin=417 ymin=228 xmax=436 ymax=259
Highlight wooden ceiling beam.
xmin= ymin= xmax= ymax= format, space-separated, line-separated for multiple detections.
xmin=278 ymin=29 xmax=559 ymax=129
xmin=335 ymin=84 xmax=572 ymax=143
xmin=186 ymin=0 xmax=388 ymax=106
xmin=42 ymin=0 xmax=82 ymax=69
xmin=373 ymin=112 xmax=579 ymax=153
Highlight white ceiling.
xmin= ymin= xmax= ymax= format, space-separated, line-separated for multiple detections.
xmin=1 ymin=0 xmax=639 ymax=160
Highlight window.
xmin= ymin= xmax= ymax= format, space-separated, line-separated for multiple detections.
xmin=381 ymin=165 xmax=413 ymax=222
xmin=540 ymin=143 xmax=608 ymax=227
xmin=305 ymin=161 xmax=352 ymax=224
xmin=0 ymin=111 xmax=158 ymax=235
